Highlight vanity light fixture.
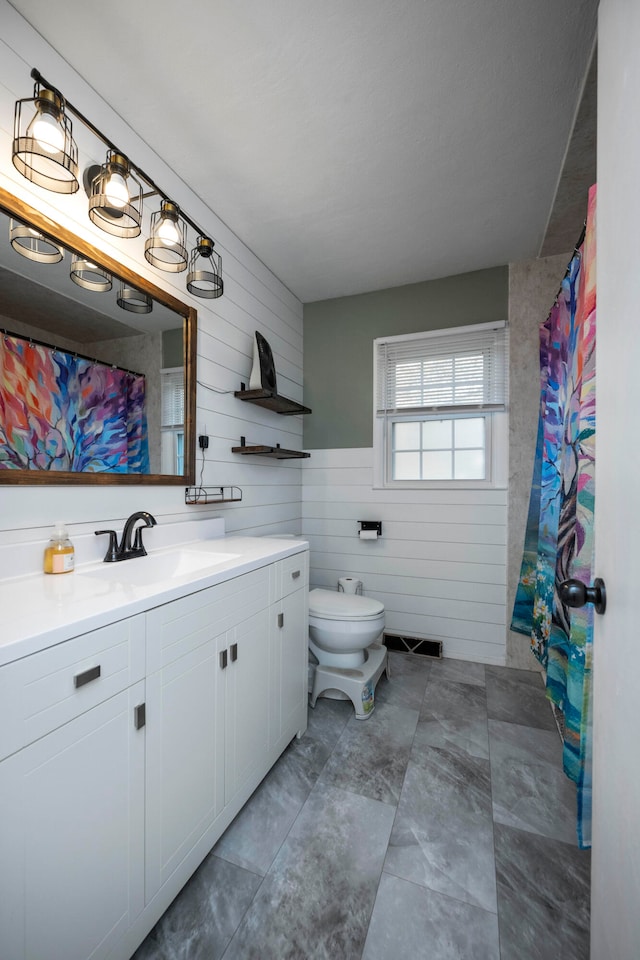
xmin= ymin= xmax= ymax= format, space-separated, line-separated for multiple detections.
xmin=186 ymin=237 xmax=224 ymax=299
xmin=70 ymin=256 xmax=112 ymax=292
xmin=87 ymin=151 xmax=143 ymax=238
xmin=12 ymin=82 xmax=79 ymax=194
xmin=11 ymin=68 xmax=224 ymax=299
xmin=9 ymin=219 xmax=64 ymax=263
xmin=144 ymin=200 xmax=188 ymax=273
xmin=117 ymin=282 xmax=153 ymax=314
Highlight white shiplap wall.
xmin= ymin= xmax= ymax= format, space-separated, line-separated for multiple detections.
xmin=0 ymin=1 xmax=304 ymax=556
xmin=302 ymin=448 xmax=507 ymax=664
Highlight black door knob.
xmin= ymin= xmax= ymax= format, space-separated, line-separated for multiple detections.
xmin=558 ymin=578 xmax=606 ymax=615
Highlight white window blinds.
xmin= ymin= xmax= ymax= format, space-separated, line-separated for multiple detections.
xmin=375 ymin=322 xmax=508 ymax=415
xmin=161 ymin=369 xmax=184 ymax=427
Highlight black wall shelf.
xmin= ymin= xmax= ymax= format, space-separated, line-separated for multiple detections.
xmin=232 ymin=438 xmax=310 ymax=460
xmin=234 ymin=384 xmax=311 ymax=416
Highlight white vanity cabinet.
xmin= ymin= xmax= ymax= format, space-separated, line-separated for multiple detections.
xmin=0 ymin=616 xmax=146 ymax=960
xmin=223 ymin=603 xmax=272 ymax=805
xmin=269 ymin=551 xmax=309 ymax=756
xmin=144 ymin=566 xmax=272 ymax=901
xmin=0 ymin=545 xmax=309 ymax=960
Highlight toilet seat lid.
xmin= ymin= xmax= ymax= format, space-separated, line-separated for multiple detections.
xmin=308 ymin=588 xmax=384 ymax=621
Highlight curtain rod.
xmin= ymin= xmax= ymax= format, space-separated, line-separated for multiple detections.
xmin=1 ymin=327 xmax=145 ymax=379
xmin=549 ymin=221 xmax=588 ymax=311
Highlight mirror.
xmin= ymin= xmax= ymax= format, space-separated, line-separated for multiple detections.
xmin=0 ymin=186 xmax=196 ymax=485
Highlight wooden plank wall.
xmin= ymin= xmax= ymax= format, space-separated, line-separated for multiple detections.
xmin=302 ymin=448 xmax=507 ymax=664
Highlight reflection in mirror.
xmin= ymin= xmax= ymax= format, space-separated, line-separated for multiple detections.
xmin=0 ymin=188 xmax=196 ymax=485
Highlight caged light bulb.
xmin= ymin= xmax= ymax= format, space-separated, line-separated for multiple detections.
xmin=156 ymin=215 xmax=180 ymax=247
xmin=28 ymin=110 xmax=65 ymax=154
xmin=104 ymin=170 xmax=129 ymax=208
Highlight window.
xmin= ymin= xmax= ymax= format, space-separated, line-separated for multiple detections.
xmin=392 ymin=415 xmax=487 ymax=481
xmin=374 ymin=321 xmax=508 ymax=487
xmin=175 ymin=430 xmax=185 ymax=477
xmin=160 ymin=368 xmax=185 ymax=475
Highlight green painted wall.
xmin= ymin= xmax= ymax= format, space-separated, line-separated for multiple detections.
xmin=162 ymin=328 xmax=184 ymax=368
xmin=303 ymin=266 xmax=509 ymax=449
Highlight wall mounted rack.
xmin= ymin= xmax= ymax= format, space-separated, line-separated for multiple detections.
xmin=185 ymin=486 xmax=243 ymax=505
xmin=234 ymin=383 xmax=311 ymax=416
xmin=232 ymin=437 xmax=310 ymax=460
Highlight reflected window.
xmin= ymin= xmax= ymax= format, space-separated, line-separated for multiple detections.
xmin=175 ymin=431 xmax=184 ymax=476
xmin=160 ymin=367 xmax=185 ymax=475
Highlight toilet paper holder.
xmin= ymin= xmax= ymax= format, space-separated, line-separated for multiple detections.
xmin=358 ymin=521 xmax=382 ymax=538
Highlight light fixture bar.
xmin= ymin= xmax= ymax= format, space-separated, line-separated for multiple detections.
xmin=29 ymin=67 xmax=214 ymax=243
xmin=14 ymin=67 xmax=223 ymax=297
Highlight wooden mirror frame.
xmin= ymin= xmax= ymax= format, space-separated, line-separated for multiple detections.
xmin=0 ymin=185 xmax=196 ymax=486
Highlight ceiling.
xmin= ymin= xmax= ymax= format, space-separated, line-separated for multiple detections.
xmin=8 ymin=1 xmax=598 ymax=303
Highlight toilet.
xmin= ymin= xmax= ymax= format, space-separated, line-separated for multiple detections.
xmin=308 ymin=588 xmax=385 ymax=667
xmin=308 ymin=587 xmax=389 ymax=719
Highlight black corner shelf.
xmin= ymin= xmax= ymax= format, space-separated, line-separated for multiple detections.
xmin=234 ymin=386 xmax=311 ymax=416
xmin=232 ymin=438 xmax=310 ymax=460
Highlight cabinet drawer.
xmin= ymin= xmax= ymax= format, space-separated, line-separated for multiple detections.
xmin=0 ymin=614 xmax=145 ymax=761
xmin=280 ymin=551 xmax=308 ymax=599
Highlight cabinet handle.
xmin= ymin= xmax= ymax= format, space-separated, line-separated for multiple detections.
xmin=230 ymin=642 xmax=238 ymax=662
xmin=277 ymin=612 xmax=284 ymax=628
xmin=220 ymin=649 xmax=228 ymax=670
xmin=291 ymin=570 xmax=301 ymax=580
xmin=73 ymin=665 xmax=101 ymax=688
xmin=134 ymin=703 xmax=146 ymax=730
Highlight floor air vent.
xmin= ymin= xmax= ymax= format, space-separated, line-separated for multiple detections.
xmin=384 ymin=633 xmax=443 ymax=659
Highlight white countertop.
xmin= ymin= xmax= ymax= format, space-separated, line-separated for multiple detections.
xmin=0 ymin=534 xmax=308 ymax=667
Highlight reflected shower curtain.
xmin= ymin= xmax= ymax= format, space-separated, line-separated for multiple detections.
xmin=0 ymin=335 xmax=150 ymax=473
xmin=512 ymin=184 xmax=596 ymax=849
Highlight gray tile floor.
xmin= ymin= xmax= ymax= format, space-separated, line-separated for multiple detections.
xmin=133 ymin=655 xmax=591 ymax=960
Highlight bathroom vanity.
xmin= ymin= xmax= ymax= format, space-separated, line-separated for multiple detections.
xmin=0 ymin=529 xmax=309 ymax=960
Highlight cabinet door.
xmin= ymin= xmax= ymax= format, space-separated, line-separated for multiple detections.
xmin=145 ymin=636 xmax=223 ymax=902
xmin=270 ymin=587 xmax=308 ymax=755
xmin=0 ymin=686 xmax=144 ymax=960
xmin=224 ymin=607 xmax=271 ymax=805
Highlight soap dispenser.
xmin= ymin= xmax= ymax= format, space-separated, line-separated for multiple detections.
xmin=43 ymin=522 xmax=75 ymax=575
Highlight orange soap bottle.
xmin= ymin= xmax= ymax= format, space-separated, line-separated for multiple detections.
xmin=43 ymin=522 xmax=75 ymax=575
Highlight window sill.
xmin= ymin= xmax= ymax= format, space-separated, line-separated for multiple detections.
xmin=372 ymin=480 xmax=508 ymax=491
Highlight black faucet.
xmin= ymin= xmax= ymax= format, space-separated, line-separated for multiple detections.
xmin=95 ymin=511 xmax=157 ymax=562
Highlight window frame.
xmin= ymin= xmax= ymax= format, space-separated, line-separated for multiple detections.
xmin=160 ymin=366 xmax=185 ymax=476
xmin=160 ymin=427 xmax=185 ymax=476
xmin=373 ymin=321 xmax=508 ymax=490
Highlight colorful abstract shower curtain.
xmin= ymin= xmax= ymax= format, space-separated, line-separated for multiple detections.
xmin=0 ymin=335 xmax=150 ymax=474
xmin=512 ymin=184 xmax=596 ymax=849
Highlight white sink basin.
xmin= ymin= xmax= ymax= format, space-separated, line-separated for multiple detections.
xmin=78 ymin=548 xmax=241 ymax=586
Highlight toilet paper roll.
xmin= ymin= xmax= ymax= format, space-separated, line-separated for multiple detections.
xmin=359 ymin=529 xmax=379 ymax=540
xmin=338 ymin=577 xmax=362 ymax=595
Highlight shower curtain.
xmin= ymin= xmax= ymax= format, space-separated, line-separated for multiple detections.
xmin=512 ymin=184 xmax=596 ymax=849
xmin=0 ymin=334 xmax=150 ymax=474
